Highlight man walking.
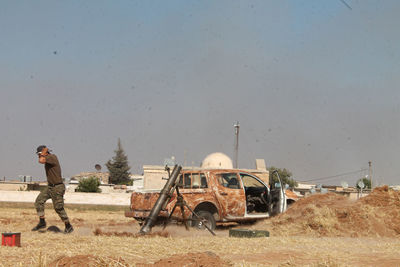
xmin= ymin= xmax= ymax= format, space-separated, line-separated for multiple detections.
xmin=32 ymin=145 xmax=73 ymax=233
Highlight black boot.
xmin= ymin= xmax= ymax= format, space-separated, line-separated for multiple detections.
xmin=64 ymin=222 xmax=74 ymax=234
xmin=32 ymin=218 xmax=46 ymax=231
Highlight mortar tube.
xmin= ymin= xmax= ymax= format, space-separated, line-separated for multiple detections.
xmin=140 ymin=165 xmax=182 ymax=234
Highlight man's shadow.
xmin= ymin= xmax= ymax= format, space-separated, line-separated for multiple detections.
xmin=38 ymin=225 xmax=62 ymax=233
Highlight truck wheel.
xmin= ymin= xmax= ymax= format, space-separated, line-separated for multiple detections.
xmin=194 ymin=211 xmax=216 ymax=231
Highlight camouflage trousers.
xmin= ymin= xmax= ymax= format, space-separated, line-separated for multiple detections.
xmin=34 ymin=184 xmax=69 ymax=222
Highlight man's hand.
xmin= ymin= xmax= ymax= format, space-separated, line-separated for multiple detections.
xmin=38 ymin=147 xmax=48 ymax=164
xmin=38 ymin=155 xmax=46 ymax=164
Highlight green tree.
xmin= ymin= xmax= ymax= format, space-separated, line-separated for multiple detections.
xmin=268 ymin=166 xmax=298 ymax=188
xmin=106 ymin=138 xmax=131 ymax=185
xmin=76 ymin=176 xmax=102 ymax=193
xmin=356 ymin=177 xmax=371 ymax=189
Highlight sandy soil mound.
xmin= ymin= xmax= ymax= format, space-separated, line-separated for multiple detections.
xmin=48 ymin=254 xmax=127 ymax=267
xmin=138 ymin=252 xmax=232 ymax=267
xmin=250 ymin=186 xmax=400 ymax=237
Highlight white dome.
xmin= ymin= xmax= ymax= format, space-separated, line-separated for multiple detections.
xmin=201 ymin=152 xmax=233 ymax=169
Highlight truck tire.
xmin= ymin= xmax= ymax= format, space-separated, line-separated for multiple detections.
xmin=193 ymin=211 xmax=216 ymax=231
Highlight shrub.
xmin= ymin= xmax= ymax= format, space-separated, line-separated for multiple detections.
xmin=76 ymin=176 xmax=102 ymax=193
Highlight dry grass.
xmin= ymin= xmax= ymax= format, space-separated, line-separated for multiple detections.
xmin=1 ymin=200 xmax=400 ymax=266
xmin=251 ymin=186 xmax=400 ymax=238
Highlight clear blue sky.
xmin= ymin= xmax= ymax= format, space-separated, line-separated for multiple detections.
xmin=1 ymin=0 xmax=399 ymax=186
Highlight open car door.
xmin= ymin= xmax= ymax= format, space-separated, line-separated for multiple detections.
xmin=270 ymin=170 xmax=287 ymax=215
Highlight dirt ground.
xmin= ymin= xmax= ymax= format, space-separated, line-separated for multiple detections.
xmin=1 ymin=186 xmax=400 ymax=266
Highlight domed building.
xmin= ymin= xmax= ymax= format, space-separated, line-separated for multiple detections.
xmin=201 ymin=152 xmax=233 ymax=169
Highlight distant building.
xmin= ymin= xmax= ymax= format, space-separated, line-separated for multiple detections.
xmin=390 ymin=185 xmax=400 ymax=191
xmin=201 ymin=152 xmax=233 ymax=169
xmin=293 ymin=182 xmax=371 ymax=200
xmin=130 ymin=174 xmax=144 ymax=191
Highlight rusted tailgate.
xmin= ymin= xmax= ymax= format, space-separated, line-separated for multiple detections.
xmin=131 ymin=192 xmax=161 ymax=211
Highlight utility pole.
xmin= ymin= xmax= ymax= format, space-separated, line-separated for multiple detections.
xmin=368 ymin=161 xmax=372 ymax=189
xmin=234 ymin=121 xmax=240 ymax=169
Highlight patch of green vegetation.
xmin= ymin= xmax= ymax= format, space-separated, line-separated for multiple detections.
xmin=75 ymin=176 xmax=102 ymax=193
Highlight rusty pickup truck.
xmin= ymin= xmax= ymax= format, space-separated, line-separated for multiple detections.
xmin=125 ymin=169 xmax=291 ymax=230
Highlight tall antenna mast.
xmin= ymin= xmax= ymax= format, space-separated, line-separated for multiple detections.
xmin=234 ymin=121 xmax=240 ymax=168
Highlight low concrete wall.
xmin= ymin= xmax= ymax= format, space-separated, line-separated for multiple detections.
xmin=0 ymin=182 xmax=28 ymax=191
xmin=0 ymin=191 xmax=130 ymax=206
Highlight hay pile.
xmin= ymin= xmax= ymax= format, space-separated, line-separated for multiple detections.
xmin=251 ymin=186 xmax=400 ymax=237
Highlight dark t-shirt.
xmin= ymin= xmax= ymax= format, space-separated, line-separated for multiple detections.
xmin=44 ymin=154 xmax=63 ymax=185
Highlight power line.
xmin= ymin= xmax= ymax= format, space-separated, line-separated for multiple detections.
xmin=299 ymin=168 xmax=367 ymax=183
